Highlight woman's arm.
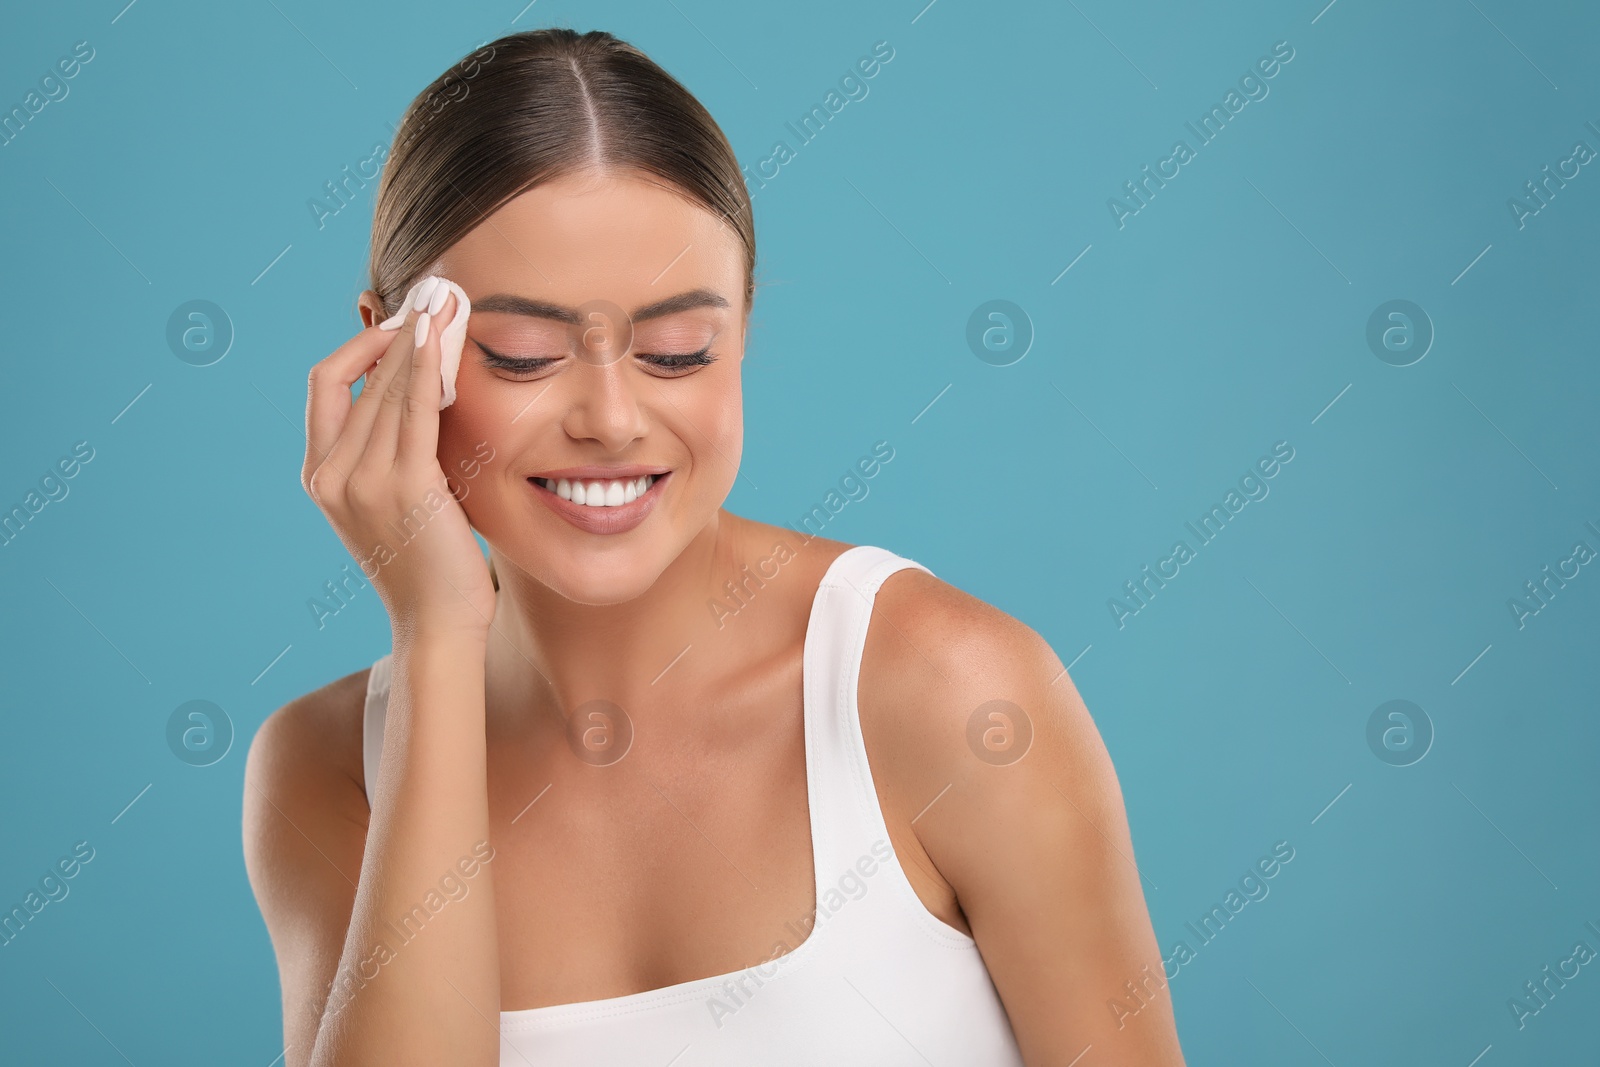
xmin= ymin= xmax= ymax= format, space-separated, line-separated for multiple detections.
xmin=862 ymin=571 xmax=1187 ymax=1066
xmin=242 ymin=674 xmax=371 ymax=1065
xmin=244 ymin=633 xmax=500 ymax=1067
xmin=244 ymin=285 xmax=506 ymax=1066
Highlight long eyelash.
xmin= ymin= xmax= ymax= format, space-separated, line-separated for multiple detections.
xmin=642 ymin=347 xmax=716 ymax=369
xmin=480 ymin=351 xmax=557 ymax=372
xmin=478 ymin=342 xmax=715 ymax=373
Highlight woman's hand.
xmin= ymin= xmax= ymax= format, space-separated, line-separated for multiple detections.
xmin=302 ymin=284 xmax=496 ymax=640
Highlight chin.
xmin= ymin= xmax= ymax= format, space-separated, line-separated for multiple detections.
xmin=531 ymin=547 xmax=672 ymax=606
xmin=492 ymin=536 xmax=688 ymax=607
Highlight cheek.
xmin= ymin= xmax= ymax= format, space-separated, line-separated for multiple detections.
xmin=436 ymin=384 xmax=526 ymax=491
xmin=682 ymin=373 xmax=744 ymax=486
xmin=720 ymin=395 xmax=745 ymax=454
xmin=437 ymin=400 xmax=494 ymax=466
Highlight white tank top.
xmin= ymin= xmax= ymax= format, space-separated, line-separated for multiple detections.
xmin=361 ymin=544 xmax=1026 ymax=1065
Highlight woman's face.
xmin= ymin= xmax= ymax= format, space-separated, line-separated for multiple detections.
xmin=399 ymin=169 xmax=748 ymax=605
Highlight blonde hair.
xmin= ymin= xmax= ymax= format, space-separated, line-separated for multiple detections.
xmin=367 ymin=27 xmax=756 ymax=321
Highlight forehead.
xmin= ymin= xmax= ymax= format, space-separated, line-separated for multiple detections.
xmin=437 ymin=170 xmax=744 ymax=309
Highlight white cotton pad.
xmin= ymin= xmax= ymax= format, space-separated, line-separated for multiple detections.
xmin=376 ymin=275 xmax=471 ymax=409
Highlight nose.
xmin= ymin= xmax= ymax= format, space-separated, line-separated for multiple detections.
xmin=558 ymin=358 xmax=649 ymax=451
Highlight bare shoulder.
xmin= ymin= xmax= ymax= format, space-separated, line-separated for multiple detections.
xmin=858 ymin=565 xmax=1182 ymax=1064
xmin=245 ymin=667 xmax=372 ymax=818
xmin=858 ymin=562 xmax=1119 ymax=882
xmin=242 ymin=667 xmax=373 ymax=906
xmin=860 ymin=563 xmax=1098 ymax=767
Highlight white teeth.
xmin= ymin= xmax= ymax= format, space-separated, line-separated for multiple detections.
xmin=542 ymin=475 xmax=655 ymax=507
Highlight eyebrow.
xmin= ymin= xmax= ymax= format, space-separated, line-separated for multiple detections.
xmin=470 ymin=287 xmax=730 ymax=325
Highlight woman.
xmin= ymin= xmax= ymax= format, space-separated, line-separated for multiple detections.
xmin=242 ymin=27 xmax=1185 ymax=1067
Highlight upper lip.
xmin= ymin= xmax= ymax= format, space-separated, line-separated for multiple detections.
xmin=528 ymin=465 xmax=671 ymax=481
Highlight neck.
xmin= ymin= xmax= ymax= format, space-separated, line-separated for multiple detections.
xmin=482 ymin=510 xmax=760 ymax=729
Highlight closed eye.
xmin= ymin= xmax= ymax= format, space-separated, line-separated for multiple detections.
xmin=478 ymin=342 xmax=716 ymax=375
xmin=641 ymin=347 xmax=716 ymax=371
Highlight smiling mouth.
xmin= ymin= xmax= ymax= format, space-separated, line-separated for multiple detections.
xmin=530 ymin=474 xmax=663 ymax=508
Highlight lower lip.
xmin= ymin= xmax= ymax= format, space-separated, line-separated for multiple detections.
xmin=527 ymin=472 xmax=670 ymax=535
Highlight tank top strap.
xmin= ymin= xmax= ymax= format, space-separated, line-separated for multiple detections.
xmin=802 ymin=544 xmax=935 ymax=887
xmin=361 ymin=651 xmax=394 ymax=807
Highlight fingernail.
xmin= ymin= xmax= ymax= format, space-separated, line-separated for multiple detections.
xmin=412 ymin=276 xmax=440 ymax=312
xmin=415 ymin=312 xmax=431 ymax=347
xmin=427 ymin=278 xmax=450 ymax=316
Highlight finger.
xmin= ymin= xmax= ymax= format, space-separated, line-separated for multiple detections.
xmin=396 ymin=289 xmax=452 ymax=471
xmin=368 ymin=303 xmax=434 ymax=467
xmin=348 ymin=278 xmax=440 ymax=426
xmin=303 ymin=321 xmax=404 ymax=486
xmin=324 ymin=303 xmax=421 ymax=484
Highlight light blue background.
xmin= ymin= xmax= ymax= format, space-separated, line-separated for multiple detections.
xmin=2 ymin=0 xmax=1596 ymax=1063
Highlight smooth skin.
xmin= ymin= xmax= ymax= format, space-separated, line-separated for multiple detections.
xmin=242 ymin=167 xmax=1186 ymax=1066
